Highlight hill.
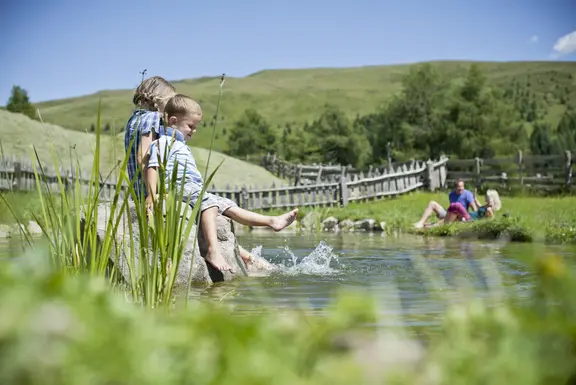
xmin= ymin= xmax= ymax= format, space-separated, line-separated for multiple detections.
xmin=34 ymin=60 xmax=576 ymax=153
xmin=0 ymin=110 xmax=286 ymax=188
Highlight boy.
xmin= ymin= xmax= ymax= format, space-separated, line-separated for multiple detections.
xmin=146 ymin=94 xmax=298 ymax=272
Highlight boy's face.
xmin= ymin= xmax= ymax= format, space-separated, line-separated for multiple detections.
xmin=170 ymin=113 xmax=202 ymax=140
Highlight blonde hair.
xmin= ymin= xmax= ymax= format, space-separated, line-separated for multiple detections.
xmin=133 ymin=76 xmax=176 ymax=111
xmin=485 ymin=189 xmax=502 ymax=211
xmin=164 ymin=94 xmax=203 ymax=119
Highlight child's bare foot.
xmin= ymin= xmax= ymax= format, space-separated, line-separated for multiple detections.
xmin=205 ymin=247 xmax=234 ymax=273
xmin=270 ymin=209 xmax=299 ymax=232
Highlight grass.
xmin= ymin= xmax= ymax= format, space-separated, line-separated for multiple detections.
xmin=34 ymin=60 xmax=576 ymax=152
xmin=260 ymin=191 xmax=576 ymax=244
xmin=0 ymin=109 xmax=286 ymax=188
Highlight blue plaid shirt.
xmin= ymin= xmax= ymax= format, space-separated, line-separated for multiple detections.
xmin=124 ymin=110 xmax=164 ymax=199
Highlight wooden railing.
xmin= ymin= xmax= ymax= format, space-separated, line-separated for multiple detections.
xmin=0 ymin=156 xmax=449 ymax=210
xmin=446 ymin=150 xmax=573 ymax=191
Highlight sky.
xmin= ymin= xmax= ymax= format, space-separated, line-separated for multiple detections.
xmin=1 ymin=0 xmax=575 ymax=104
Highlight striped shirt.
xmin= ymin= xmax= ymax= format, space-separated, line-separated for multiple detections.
xmin=124 ymin=109 xmax=164 ymax=198
xmin=148 ymin=134 xmax=204 ymax=189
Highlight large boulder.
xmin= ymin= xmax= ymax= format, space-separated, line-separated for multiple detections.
xmin=92 ymin=200 xmax=274 ymax=287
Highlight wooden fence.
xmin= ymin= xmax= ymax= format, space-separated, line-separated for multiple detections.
xmin=260 ymin=152 xmax=417 ymax=186
xmin=0 ymin=156 xmax=449 ymax=210
xmin=446 ymin=150 xmax=573 ymax=191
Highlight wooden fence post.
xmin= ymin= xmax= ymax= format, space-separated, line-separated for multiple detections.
xmin=474 ymin=157 xmax=482 ymax=190
xmin=517 ymin=150 xmax=523 ymax=187
xmin=339 ymin=175 xmax=349 ymax=207
xmin=386 ymin=142 xmax=392 ymax=173
xmin=425 ymin=160 xmax=435 ymax=191
xmin=12 ymin=162 xmax=22 ymax=191
xmin=565 ymin=150 xmax=572 ymax=188
xmin=294 ymin=165 xmax=302 ymax=186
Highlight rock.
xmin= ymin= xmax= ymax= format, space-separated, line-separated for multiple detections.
xmin=301 ymin=212 xmax=320 ymax=230
xmin=379 ymin=221 xmax=386 ymax=231
xmin=10 ymin=223 xmax=26 ymax=238
xmin=0 ymin=224 xmax=10 ymax=238
xmin=90 ymin=200 xmax=269 ymax=287
xmin=322 ymin=216 xmax=339 ymax=232
xmin=339 ymin=219 xmax=355 ymax=231
xmin=27 ymin=221 xmax=43 ymax=236
xmin=354 ymin=219 xmax=377 ymax=231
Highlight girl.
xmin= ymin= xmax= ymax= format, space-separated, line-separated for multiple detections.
xmin=124 ymin=76 xmax=176 ymax=200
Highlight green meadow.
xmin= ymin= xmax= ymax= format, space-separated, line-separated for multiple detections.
xmin=33 ymin=61 xmax=576 ymax=152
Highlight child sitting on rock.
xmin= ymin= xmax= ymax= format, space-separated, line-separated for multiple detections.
xmin=146 ymin=94 xmax=299 ymax=273
xmin=124 ymin=76 xmax=176 ymax=200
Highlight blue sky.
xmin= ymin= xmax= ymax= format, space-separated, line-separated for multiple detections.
xmin=1 ymin=0 xmax=575 ymax=104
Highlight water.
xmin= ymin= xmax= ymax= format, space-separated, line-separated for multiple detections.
xmin=191 ymin=232 xmax=576 ymax=330
xmin=2 ymin=232 xmax=575 ymax=331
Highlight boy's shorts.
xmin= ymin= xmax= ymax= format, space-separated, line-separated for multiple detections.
xmin=182 ymin=182 xmax=237 ymax=215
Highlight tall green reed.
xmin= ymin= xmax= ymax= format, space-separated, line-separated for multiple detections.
xmin=22 ymin=100 xmax=221 ymax=310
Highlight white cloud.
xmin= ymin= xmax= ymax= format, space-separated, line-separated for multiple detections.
xmin=552 ymin=30 xmax=576 ymax=58
xmin=529 ymin=35 xmax=539 ymax=44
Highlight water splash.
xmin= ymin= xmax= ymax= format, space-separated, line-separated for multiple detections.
xmin=249 ymin=240 xmax=342 ymax=276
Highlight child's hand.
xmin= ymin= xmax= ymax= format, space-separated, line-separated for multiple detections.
xmin=145 ymin=195 xmax=156 ymax=214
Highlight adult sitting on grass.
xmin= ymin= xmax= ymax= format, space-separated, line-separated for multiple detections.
xmin=413 ymin=179 xmax=478 ymax=228
xmin=443 ymin=188 xmax=502 ymax=223
xmin=146 ymin=94 xmax=298 ymax=273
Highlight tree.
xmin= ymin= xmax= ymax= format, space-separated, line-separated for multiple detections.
xmin=555 ymin=111 xmax=576 ymax=152
xmin=530 ymin=123 xmax=554 ymax=155
xmin=227 ymin=109 xmax=276 ymax=157
xmin=6 ymin=85 xmax=36 ymax=119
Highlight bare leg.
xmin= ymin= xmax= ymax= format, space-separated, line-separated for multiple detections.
xmin=238 ymin=245 xmax=253 ymax=264
xmin=414 ymin=201 xmax=445 ymax=228
xmin=201 ymin=207 xmax=233 ymax=272
xmin=224 ymin=206 xmax=298 ymax=232
xmin=443 ymin=212 xmax=458 ymax=223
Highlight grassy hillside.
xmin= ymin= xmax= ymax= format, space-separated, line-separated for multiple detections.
xmin=0 ymin=110 xmax=286 ymax=187
xmin=34 ymin=60 xmax=576 ymax=152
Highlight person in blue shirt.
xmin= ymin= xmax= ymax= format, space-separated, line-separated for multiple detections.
xmin=146 ymin=94 xmax=298 ymax=273
xmin=413 ymin=180 xmax=478 ymax=228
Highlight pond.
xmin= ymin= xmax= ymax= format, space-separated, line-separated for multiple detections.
xmin=2 ymin=231 xmax=575 ymax=333
xmin=191 ymin=231 xmax=576 ymax=332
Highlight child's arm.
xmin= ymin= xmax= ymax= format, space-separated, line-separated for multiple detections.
xmin=145 ymin=166 xmax=158 ymax=210
xmin=145 ymin=139 xmax=161 ymax=209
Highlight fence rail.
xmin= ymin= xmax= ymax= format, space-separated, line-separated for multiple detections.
xmin=446 ymin=150 xmax=573 ymax=191
xmin=0 ymin=156 xmax=449 ymax=211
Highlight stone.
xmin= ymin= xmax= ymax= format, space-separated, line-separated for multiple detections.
xmin=90 ymin=200 xmax=270 ymax=287
xmin=10 ymin=223 xmax=26 ymax=238
xmin=379 ymin=221 xmax=386 ymax=231
xmin=27 ymin=220 xmax=43 ymax=236
xmin=339 ymin=219 xmax=355 ymax=231
xmin=354 ymin=219 xmax=377 ymax=231
xmin=322 ymin=216 xmax=339 ymax=232
xmin=0 ymin=224 xmax=10 ymax=238
xmin=301 ymin=212 xmax=320 ymax=230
